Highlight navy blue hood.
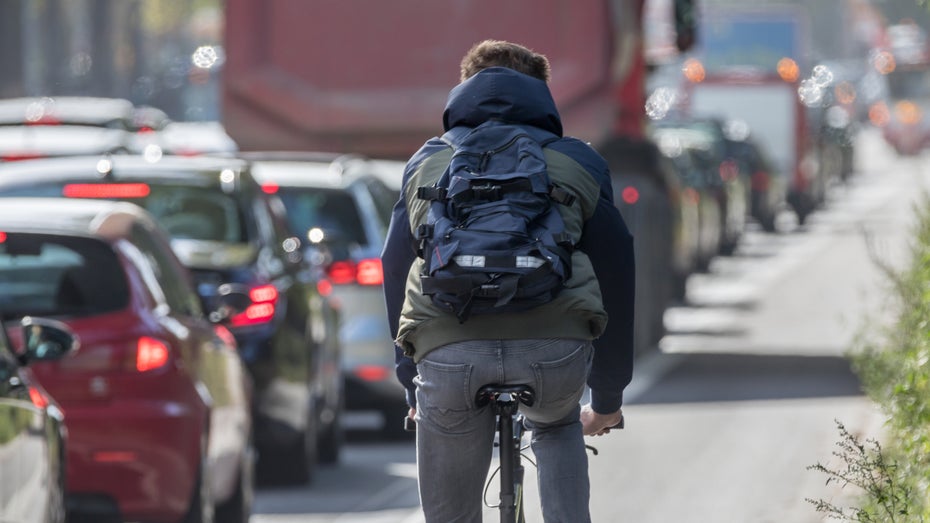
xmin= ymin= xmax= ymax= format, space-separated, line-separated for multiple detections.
xmin=442 ymin=67 xmax=563 ymax=137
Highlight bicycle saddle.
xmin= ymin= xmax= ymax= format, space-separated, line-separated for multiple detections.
xmin=475 ymin=384 xmax=536 ymax=408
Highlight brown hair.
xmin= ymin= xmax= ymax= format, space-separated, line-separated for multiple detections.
xmin=459 ymin=40 xmax=551 ymax=82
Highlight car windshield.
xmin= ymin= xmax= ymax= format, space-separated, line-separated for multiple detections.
xmin=275 ymin=187 xmax=367 ymax=252
xmin=0 ymin=232 xmax=129 ymax=319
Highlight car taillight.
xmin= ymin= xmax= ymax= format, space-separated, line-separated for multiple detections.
xmin=230 ymin=284 xmax=279 ymax=327
xmin=136 ymin=336 xmax=171 ymax=372
xmin=356 ymin=259 xmax=383 ymax=285
xmin=214 ymin=324 xmax=237 ymax=349
xmin=354 ymin=365 xmax=391 ymax=382
xmin=621 ymin=186 xmax=640 ymax=205
xmin=0 ymin=231 xmax=6 ymax=243
xmin=327 ymin=259 xmax=383 ymax=286
xmin=28 ymin=386 xmax=50 ymax=409
xmin=261 ymin=183 xmax=279 ymax=194
xmin=63 ymin=183 xmax=151 ymax=199
xmin=2 ymin=153 xmax=44 ymax=162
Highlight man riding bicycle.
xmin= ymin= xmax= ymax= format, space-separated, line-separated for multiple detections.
xmin=382 ymin=39 xmax=635 ymax=522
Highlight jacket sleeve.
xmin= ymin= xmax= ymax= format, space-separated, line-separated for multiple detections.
xmin=381 ymin=155 xmax=426 ymax=409
xmin=576 ymin=160 xmax=636 ymax=414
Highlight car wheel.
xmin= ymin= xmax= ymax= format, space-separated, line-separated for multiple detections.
xmin=317 ymin=397 xmax=343 ymax=464
xmin=260 ymin=406 xmax=318 ymax=485
xmin=183 ymin=456 xmax=215 ymax=523
xmin=46 ymin=448 xmax=66 ymax=523
xmin=215 ymin=441 xmax=255 ymax=523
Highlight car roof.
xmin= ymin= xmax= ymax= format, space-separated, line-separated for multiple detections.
xmin=0 ymin=154 xmax=253 ymax=188
xmin=0 ymin=96 xmax=135 ymax=126
xmin=244 ymin=151 xmax=404 ymax=190
xmin=0 ymin=197 xmax=154 ymax=242
xmin=0 ymin=126 xmax=130 ymax=157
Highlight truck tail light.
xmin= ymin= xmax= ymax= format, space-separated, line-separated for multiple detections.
xmin=230 ymin=284 xmax=279 ymax=326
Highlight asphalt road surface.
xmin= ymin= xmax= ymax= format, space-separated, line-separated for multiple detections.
xmin=252 ymin=128 xmax=917 ymax=522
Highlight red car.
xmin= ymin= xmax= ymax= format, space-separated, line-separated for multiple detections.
xmin=0 ymin=198 xmax=254 ymax=523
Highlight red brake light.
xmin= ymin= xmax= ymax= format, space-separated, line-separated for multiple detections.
xmin=136 ymin=336 xmax=170 ymax=372
xmin=621 ymin=186 xmax=640 ymax=205
xmin=214 ymin=324 xmax=237 ymax=349
xmin=356 ymin=259 xmax=384 ymax=286
xmin=230 ymin=284 xmax=279 ymax=327
xmin=28 ymin=386 xmax=50 ymax=409
xmin=2 ymin=153 xmax=44 ymax=162
xmin=317 ymin=279 xmax=333 ymax=297
xmin=354 ymin=365 xmax=391 ymax=382
xmin=0 ymin=232 xmax=6 ymax=243
xmin=261 ymin=183 xmax=279 ymax=194
xmin=327 ymin=261 xmax=356 ymax=285
xmin=63 ymin=183 xmax=151 ymax=199
xmin=249 ymin=285 xmax=278 ymax=303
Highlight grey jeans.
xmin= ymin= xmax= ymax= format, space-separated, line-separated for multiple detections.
xmin=414 ymin=338 xmax=594 ymax=523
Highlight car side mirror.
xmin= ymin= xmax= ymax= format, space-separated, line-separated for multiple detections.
xmin=20 ymin=316 xmax=79 ymax=362
xmin=208 ymin=283 xmax=252 ymax=324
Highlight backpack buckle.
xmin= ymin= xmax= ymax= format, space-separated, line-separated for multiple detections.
xmin=549 ymin=185 xmax=576 ymax=206
xmin=417 ymin=186 xmax=447 ymax=201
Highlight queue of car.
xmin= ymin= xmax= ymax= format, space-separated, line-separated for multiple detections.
xmin=0 ymin=85 xmax=858 ymax=522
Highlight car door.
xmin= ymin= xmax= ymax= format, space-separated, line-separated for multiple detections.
xmin=125 ymin=221 xmax=252 ymax=502
xmin=0 ymin=321 xmax=49 ymax=522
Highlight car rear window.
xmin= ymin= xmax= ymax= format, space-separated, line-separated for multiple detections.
xmin=140 ymin=185 xmax=247 ymax=243
xmin=0 ymin=182 xmax=249 ymax=243
xmin=0 ymin=233 xmax=129 ymax=319
xmin=276 ymin=187 xmax=367 ymax=247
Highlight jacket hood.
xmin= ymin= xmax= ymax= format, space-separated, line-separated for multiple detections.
xmin=442 ymin=67 xmax=563 ymax=136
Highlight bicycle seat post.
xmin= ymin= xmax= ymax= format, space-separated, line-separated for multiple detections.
xmin=476 ymin=384 xmax=535 ymax=523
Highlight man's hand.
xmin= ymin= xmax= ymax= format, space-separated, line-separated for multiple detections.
xmin=581 ymin=403 xmax=623 ymax=436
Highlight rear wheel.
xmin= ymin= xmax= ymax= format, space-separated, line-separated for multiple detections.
xmin=183 ymin=449 xmax=214 ymax=523
xmin=259 ymin=407 xmax=318 ymax=485
xmin=215 ymin=441 xmax=255 ymax=523
xmin=317 ymin=396 xmax=343 ymax=464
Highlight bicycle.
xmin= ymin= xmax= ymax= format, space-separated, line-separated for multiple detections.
xmin=404 ymin=384 xmax=624 ymax=523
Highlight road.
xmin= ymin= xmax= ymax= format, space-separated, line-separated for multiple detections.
xmin=251 ymin=128 xmax=921 ymax=522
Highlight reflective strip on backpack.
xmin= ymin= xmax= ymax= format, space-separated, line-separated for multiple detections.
xmin=453 ymin=255 xmax=545 ymax=269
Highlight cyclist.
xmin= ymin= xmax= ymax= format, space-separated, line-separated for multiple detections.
xmin=382 ymin=39 xmax=634 ymax=522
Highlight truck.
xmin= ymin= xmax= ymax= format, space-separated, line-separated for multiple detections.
xmin=679 ymin=4 xmax=824 ymax=225
xmin=221 ymin=0 xmax=699 ymax=357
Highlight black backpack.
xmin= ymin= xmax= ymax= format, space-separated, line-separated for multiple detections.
xmin=415 ymin=120 xmax=576 ymax=323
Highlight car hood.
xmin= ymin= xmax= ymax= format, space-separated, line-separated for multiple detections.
xmin=170 ymin=239 xmax=258 ymax=269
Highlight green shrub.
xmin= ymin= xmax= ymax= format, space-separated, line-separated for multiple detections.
xmin=809 ymin=195 xmax=930 ymax=521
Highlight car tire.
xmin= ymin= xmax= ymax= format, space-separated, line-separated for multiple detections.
xmin=47 ymin=447 xmax=67 ymax=523
xmin=215 ymin=441 xmax=255 ymax=523
xmin=261 ymin=406 xmax=318 ymax=485
xmin=317 ymin=396 xmax=343 ymax=464
xmin=183 ymin=450 xmax=215 ymax=523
